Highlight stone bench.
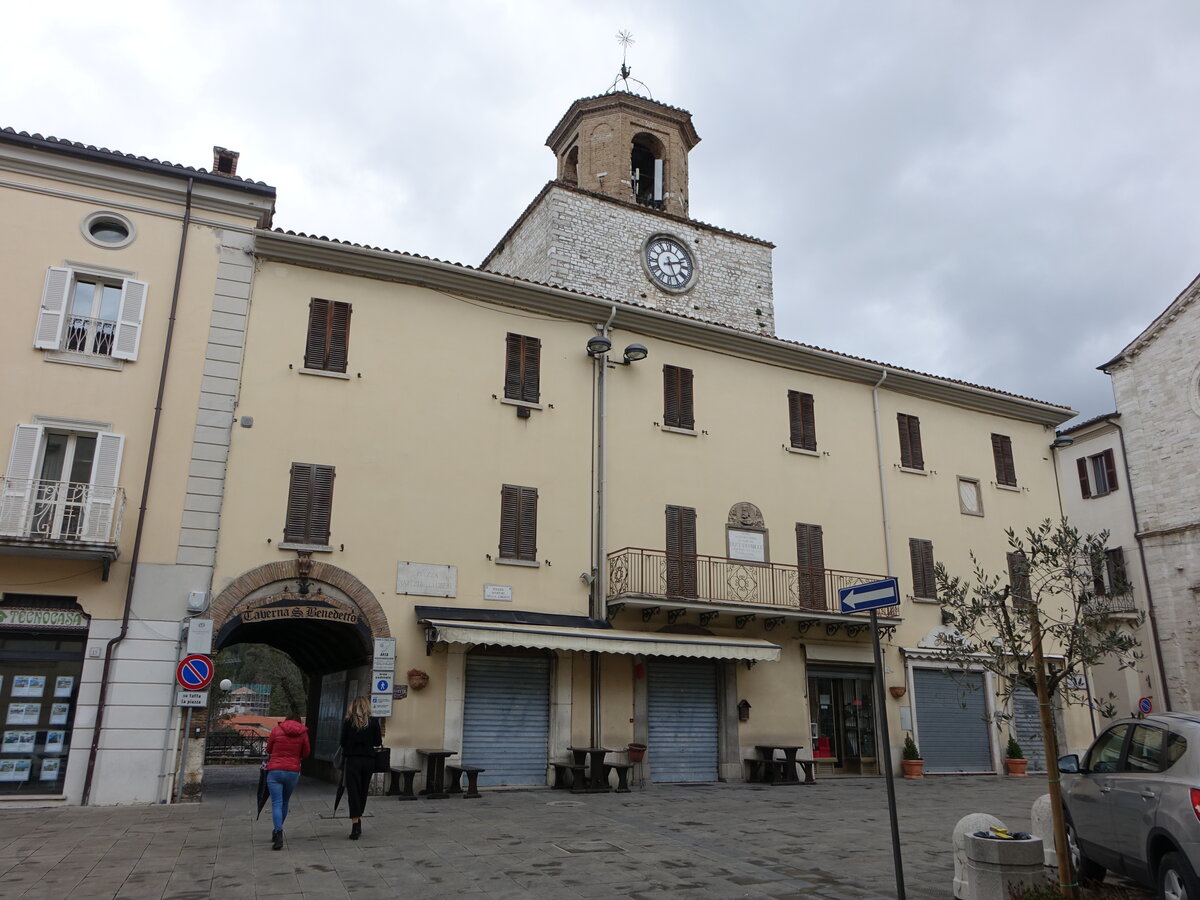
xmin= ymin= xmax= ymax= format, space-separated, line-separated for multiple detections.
xmin=551 ymin=761 xmax=588 ymax=789
xmin=387 ymin=766 xmax=421 ymax=800
xmin=446 ymin=764 xmax=486 ymax=799
xmin=604 ymin=762 xmax=633 ymax=793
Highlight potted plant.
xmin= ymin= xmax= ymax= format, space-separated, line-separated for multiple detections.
xmin=901 ymin=733 xmax=924 ymax=778
xmin=1004 ymin=736 xmax=1027 ymax=776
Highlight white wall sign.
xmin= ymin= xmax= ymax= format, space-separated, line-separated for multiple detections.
xmin=727 ymin=529 xmax=766 ymax=562
xmin=483 ymin=584 xmax=513 ymax=602
xmin=372 ymin=671 xmax=392 ymax=695
xmin=186 ymin=618 xmax=213 ymax=655
xmin=396 ymin=562 xmax=458 ymax=598
xmin=370 ymin=695 xmax=393 ymax=718
xmin=177 ymin=691 xmax=208 ymax=708
xmin=373 ymin=638 xmax=396 ymax=671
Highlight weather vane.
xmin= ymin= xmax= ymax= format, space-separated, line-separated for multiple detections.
xmin=607 ymin=30 xmax=652 ymax=98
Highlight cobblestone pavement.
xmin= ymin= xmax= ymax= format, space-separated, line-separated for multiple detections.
xmin=0 ymin=769 xmax=1073 ymax=898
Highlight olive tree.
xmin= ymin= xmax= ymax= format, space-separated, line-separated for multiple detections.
xmin=934 ymin=519 xmax=1144 ymax=899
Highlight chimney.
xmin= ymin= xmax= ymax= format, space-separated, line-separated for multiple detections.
xmin=212 ymin=146 xmax=240 ymax=177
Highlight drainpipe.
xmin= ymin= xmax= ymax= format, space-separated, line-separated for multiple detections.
xmin=870 ymin=369 xmax=894 ymax=576
xmin=82 ymin=177 xmax=194 ymax=805
xmin=1108 ymin=417 xmax=1172 ymax=710
xmin=590 ymin=304 xmax=617 ymax=748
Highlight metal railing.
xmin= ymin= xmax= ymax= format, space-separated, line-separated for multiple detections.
xmin=1088 ymin=591 xmax=1139 ymax=615
xmin=607 ymin=547 xmax=897 ymax=616
xmin=0 ymin=478 xmax=125 ymax=545
xmin=204 ymin=728 xmax=267 ymax=765
xmin=63 ymin=315 xmax=117 ymax=356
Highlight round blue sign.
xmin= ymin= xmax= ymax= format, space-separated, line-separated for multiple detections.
xmin=1138 ymin=696 xmax=1153 ymax=714
xmin=376 ymin=678 xmax=389 ymax=692
xmin=177 ymin=654 xmax=214 ymax=690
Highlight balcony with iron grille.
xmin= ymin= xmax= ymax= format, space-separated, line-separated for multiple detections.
xmin=0 ymin=478 xmax=125 ymax=573
xmin=1087 ymin=589 xmax=1140 ymax=618
xmin=606 ymin=547 xmax=900 ymax=637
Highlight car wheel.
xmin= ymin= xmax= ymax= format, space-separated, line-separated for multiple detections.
xmin=1158 ymin=851 xmax=1200 ymax=900
xmin=1065 ymin=820 xmax=1106 ymax=886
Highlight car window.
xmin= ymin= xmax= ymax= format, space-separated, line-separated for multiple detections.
xmin=1166 ymin=733 xmax=1187 ymax=769
xmin=1126 ymin=725 xmax=1165 ymax=773
xmin=1087 ymin=724 xmax=1129 ymax=773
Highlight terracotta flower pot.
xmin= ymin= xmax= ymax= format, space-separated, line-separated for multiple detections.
xmin=901 ymin=758 xmax=924 ymax=779
xmin=627 ymin=743 xmax=646 ymax=763
xmin=407 ymin=669 xmax=429 ymax=691
xmin=1005 ymin=757 xmax=1028 ymax=777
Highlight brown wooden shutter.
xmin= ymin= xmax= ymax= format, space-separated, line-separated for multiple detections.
xmin=284 ymin=462 xmax=335 ymax=544
xmin=898 ymin=414 xmax=924 ymax=469
xmin=1007 ymin=551 xmax=1031 ymax=604
xmin=992 ymin=434 xmax=1016 ymax=486
xmin=304 ymin=299 xmax=351 ymax=372
xmin=504 ymin=333 xmax=541 ymax=403
xmin=788 ymin=391 xmax=816 ymax=451
xmin=909 ymin=538 xmax=935 ymax=598
xmin=665 ymin=505 xmax=697 ymax=598
xmin=1107 ymin=548 xmax=1128 ymax=594
xmin=663 ymin=365 xmax=694 ymax=430
xmin=1101 ymin=449 xmax=1118 ymax=492
xmin=795 ymin=522 xmax=826 ymax=608
xmin=1077 ymin=457 xmax=1092 ymax=499
xmin=326 ymin=301 xmax=351 ymax=373
xmin=499 ymin=484 xmax=537 ymax=561
xmin=304 ymin=299 xmax=330 ymax=370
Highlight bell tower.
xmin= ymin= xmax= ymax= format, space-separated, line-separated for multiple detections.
xmin=546 ymin=92 xmax=700 ymax=218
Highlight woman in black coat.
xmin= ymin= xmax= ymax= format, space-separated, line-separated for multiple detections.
xmin=339 ymin=696 xmax=382 ymax=839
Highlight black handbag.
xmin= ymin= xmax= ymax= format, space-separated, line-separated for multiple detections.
xmin=372 ymin=747 xmax=391 ymax=773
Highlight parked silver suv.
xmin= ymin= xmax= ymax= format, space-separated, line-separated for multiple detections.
xmin=1059 ymin=712 xmax=1200 ymax=899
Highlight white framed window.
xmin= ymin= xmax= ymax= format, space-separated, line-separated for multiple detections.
xmin=0 ymin=423 xmax=125 ymax=543
xmin=34 ymin=266 xmax=147 ymax=362
xmin=80 ymin=210 xmax=136 ymax=249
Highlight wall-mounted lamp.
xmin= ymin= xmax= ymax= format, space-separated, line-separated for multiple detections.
xmin=1050 ymin=436 xmax=1075 ymax=450
xmin=737 ymin=699 xmax=752 ymax=722
xmin=586 ymin=335 xmax=612 ymax=357
xmin=622 ymin=343 xmax=648 ymax=363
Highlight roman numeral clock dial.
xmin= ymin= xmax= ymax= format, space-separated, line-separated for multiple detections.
xmin=644 ymin=235 xmax=695 ymax=291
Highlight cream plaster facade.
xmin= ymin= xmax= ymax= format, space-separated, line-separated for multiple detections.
xmin=0 ymin=130 xmax=274 ymax=805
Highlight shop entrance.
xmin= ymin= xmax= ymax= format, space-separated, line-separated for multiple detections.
xmin=807 ymin=666 xmax=878 ymax=775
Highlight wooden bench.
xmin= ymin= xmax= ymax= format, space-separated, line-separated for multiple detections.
xmin=387 ymin=766 xmax=420 ymax=800
xmin=744 ymin=758 xmax=788 ymax=783
xmin=446 ymin=763 xmax=486 ymax=799
xmin=551 ymin=762 xmax=587 ymax=790
xmin=603 ymin=763 xmax=633 ymax=793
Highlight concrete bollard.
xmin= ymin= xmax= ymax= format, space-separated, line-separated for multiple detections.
xmin=1031 ymin=794 xmax=1056 ymax=868
xmin=952 ymin=814 xmax=1006 ymax=900
xmin=962 ymin=832 xmax=1045 ymax=900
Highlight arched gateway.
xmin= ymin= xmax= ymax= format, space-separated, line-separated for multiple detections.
xmin=207 ymin=556 xmax=390 ymax=780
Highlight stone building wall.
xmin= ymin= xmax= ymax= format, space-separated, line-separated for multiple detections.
xmin=486 ymin=186 xmax=775 ymax=335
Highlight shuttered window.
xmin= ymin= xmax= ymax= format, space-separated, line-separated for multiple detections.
xmin=503 ymin=333 xmax=541 ymax=403
xmin=499 ymin=484 xmax=538 ymax=561
xmin=991 ymin=434 xmax=1017 ymax=486
xmin=1077 ymin=449 xmax=1118 ymax=499
xmin=35 ymin=267 xmax=147 ymax=361
xmin=1007 ymin=551 xmax=1031 ymax=604
xmin=897 ymin=414 xmax=924 ymax=470
xmin=1092 ymin=547 xmax=1129 ymax=596
xmin=909 ymin=538 xmax=936 ymax=599
xmin=663 ymin=365 xmax=695 ymax=430
xmin=788 ymin=390 xmax=817 ymax=451
xmin=304 ymin=298 xmax=351 ymax=372
xmin=283 ymin=463 xmax=335 ymax=545
xmin=795 ymin=522 xmax=826 ymax=608
xmin=665 ymin=505 xmax=698 ymax=598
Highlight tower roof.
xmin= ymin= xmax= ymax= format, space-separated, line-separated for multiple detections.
xmin=545 ymin=91 xmax=701 ymax=155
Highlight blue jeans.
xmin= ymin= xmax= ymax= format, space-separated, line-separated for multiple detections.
xmin=267 ymin=770 xmax=300 ymax=831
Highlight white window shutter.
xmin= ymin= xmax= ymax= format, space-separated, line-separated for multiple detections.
xmin=653 ymin=159 xmax=664 ymax=201
xmin=112 ymin=279 xmax=147 ymax=361
xmin=80 ymin=433 xmax=124 ymax=542
xmin=0 ymin=425 xmax=44 ymax=536
xmin=34 ymin=268 xmax=72 ymax=350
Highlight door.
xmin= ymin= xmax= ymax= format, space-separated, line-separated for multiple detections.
xmin=34 ymin=432 xmax=97 ymax=539
xmin=647 ymin=659 xmax=718 ymax=782
xmin=1067 ymin=723 xmax=1130 ymax=864
xmin=461 ymin=654 xmax=550 ymax=786
xmin=912 ymin=668 xmax=993 ymax=773
xmin=808 ymin=668 xmax=877 ymax=774
xmin=1012 ymin=685 xmax=1047 ymax=772
xmin=1108 ymin=722 xmax=1167 ymax=876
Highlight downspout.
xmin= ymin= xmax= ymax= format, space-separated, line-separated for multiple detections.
xmin=871 ymin=369 xmax=894 ymax=576
xmin=82 ymin=177 xmax=194 ymax=805
xmin=590 ymin=304 xmax=617 ymax=748
xmin=1109 ymin=417 xmax=1172 ymax=710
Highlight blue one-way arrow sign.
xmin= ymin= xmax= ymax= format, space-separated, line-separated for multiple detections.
xmin=839 ymin=577 xmax=900 ymax=614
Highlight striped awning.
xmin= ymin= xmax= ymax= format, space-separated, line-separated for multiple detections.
xmin=420 ymin=618 xmax=780 ymax=662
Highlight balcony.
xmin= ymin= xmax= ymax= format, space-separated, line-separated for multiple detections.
xmin=1088 ymin=591 xmax=1139 ymax=617
xmin=607 ymin=547 xmax=899 ymax=633
xmin=0 ymin=478 xmax=125 ymax=572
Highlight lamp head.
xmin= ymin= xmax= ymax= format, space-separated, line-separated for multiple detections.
xmin=586 ymin=335 xmax=612 ymax=357
xmin=1050 ymin=436 xmax=1075 ymax=449
xmin=622 ymin=343 xmax=648 ymax=363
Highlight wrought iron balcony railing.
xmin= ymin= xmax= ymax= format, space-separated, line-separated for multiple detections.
xmin=607 ymin=547 xmax=898 ymax=616
xmin=63 ymin=315 xmax=117 ymax=356
xmin=1087 ymin=591 xmax=1139 ymax=616
xmin=0 ymin=478 xmax=125 ymax=546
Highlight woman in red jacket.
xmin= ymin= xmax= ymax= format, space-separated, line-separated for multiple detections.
xmin=265 ymin=714 xmax=310 ymax=850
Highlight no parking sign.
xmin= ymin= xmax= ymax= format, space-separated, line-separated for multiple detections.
xmin=1139 ymin=696 xmax=1153 ymax=715
xmin=176 ymin=654 xmax=214 ymax=690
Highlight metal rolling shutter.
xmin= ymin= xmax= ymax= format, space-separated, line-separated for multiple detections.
xmin=913 ymin=669 xmax=992 ymax=773
xmin=647 ymin=659 xmax=718 ymax=782
xmin=462 ymin=655 xmax=550 ymax=786
xmin=1013 ymin=686 xmax=1047 ymax=772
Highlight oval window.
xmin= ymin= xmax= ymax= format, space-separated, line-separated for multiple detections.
xmin=81 ymin=211 xmax=136 ymax=249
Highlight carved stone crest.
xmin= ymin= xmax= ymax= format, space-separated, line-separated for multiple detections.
xmin=727 ymin=502 xmax=765 ymax=528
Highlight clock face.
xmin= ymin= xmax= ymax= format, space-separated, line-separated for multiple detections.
xmin=645 ymin=236 xmax=695 ymax=290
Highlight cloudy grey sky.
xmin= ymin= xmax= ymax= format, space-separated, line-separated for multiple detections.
xmin=6 ymin=1 xmax=1199 ymax=423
